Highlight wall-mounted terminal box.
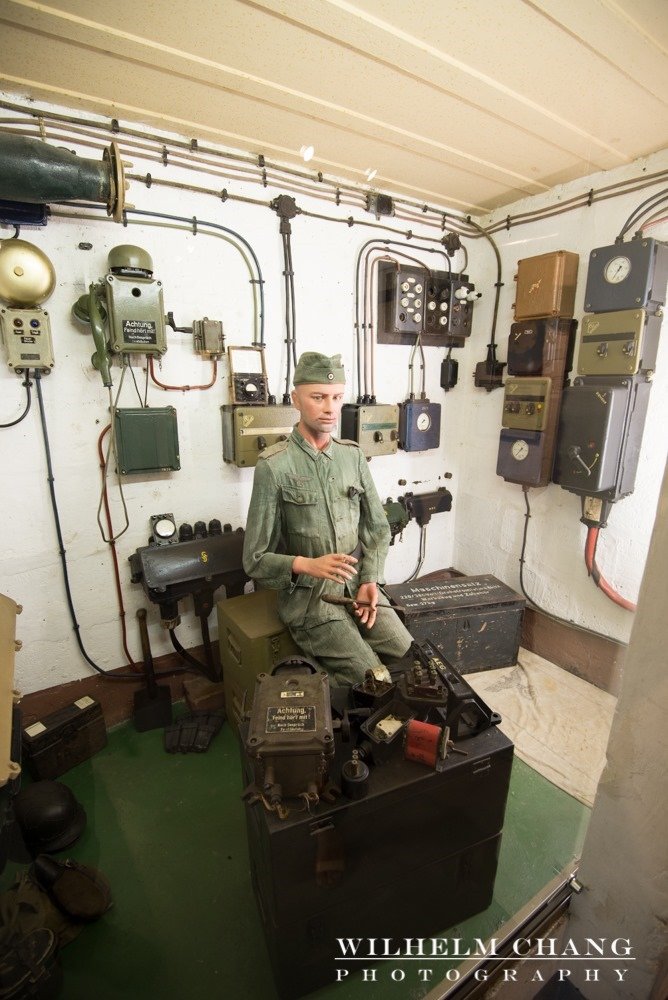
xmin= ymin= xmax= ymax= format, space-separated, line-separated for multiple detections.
xmin=507 ymin=318 xmax=577 ymax=378
xmin=377 ymin=263 xmax=477 ymax=347
xmin=105 ymin=272 xmax=167 ymax=356
xmin=192 ymin=317 xmax=225 ymax=358
xmin=228 ymin=346 xmax=269 ymax=405
xmin=398 ymin=398 xmax=441 ymax=451
xmin=584 ymin=239 xmax=668 ymax=314
xmin=501 ymin=377 xmax=551 ymax=431
xmin=222 ymin=404 xmax=298 ymax=468
xmin=0 ymin=307 xmax=54 ymax=374
xmin=514 ymin=250 xmax=579 ymax=321
xmin=552 ymin=375 xmax=651 ymax=501
xmin=577 ymin=309 xmax=662 ymax=377
xmin=114 ymin=407 xmax=180 ymax=475
xmin=340 ymin=402 xmax=399 ymax=458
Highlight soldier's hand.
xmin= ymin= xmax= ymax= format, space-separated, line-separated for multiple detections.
xmin=353 ymin=582 xmax=378 ymax=629
xmin=292 ymin=553 xmax=358 ymax=583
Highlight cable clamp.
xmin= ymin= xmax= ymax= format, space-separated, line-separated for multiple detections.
xmin=317 ymin=171 xmax=323 ymax=183
xmin=190 ymin=138 xmax=198 ymax=152
xmin=111 ymin=118 xmax=120 ymax=134
xmin=347 ymin=216 xmax=354 ymax=227
xmin=335 ymin=188 xmax=341 ymax=206
xmin=258 ymin=154 xmax=265 ymax=168
xmin=422 ymin=204 xmax=428 ymax=214
xmin=261 ymin=168 xmax=267 ymax=187
xmin=122 ymin=209 xmax=128 ymax=228
xmin=191 ymin=216 xmax=198 ymax=236
xmin=406 ymin=230 xmax=413 ymax=240
xmin=506 ymin=215 xmax=511 ymax=231
xmin=145 ymin=173 xmax=152 ymax=189
xmin=587 ymin=188 xmax=594 ymax=206
xmin=161 ymin=145 xmax=168 ymax=166
xmin=220 ymin=188 xmax=228 ymax=203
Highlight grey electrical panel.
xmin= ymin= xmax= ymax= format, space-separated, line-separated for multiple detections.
xmin=584 ymin=239 xmax=668 ymax=313
xmin=552 ymin=375 xmax=651 ymax=500
xmin=340 ymin=402 xmax=400 ymax=458
xmin=114 ymin=407 xmax=180 ymax=475
xmin=221 ymin=404 xmax=298 ymax=468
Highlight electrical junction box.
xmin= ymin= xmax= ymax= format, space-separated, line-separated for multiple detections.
xmin=217 ymin=590 xmax=299 ymax=736
xmin=398 ymin=398 xmax=441 ymax=451
xmin=221 ymin=404 xmax=298 ymax=468
xmin=584 ymin=238 xmax=668 ymax=313
xmin=0 ymin=307 xmax=54 ymax=373
xmin=104 ymin=272 xmax=167 ymax=356
xmin=577 ymin=309 xmax=662 ymax=376
xmin=552 ymin=375 xmax=651 ymax=500
xmin=385 ymin=574 xmax=524 ymax=673
xmin=514 ymin=250 xmax=579 ymax=320
xmin=377 ymin=263 xmax=477 ymax=347
xmin=496 ymin=428 xmax=556 ymax=487
xmin=192 ymin=317 xmax=224 ymax=358
xmin=340 ymin=402 xmax=399 ymax=458
xmin=114 ymin=407 xmax=180 ymax=474
xmin=507 ymin=318 xmax=577 ymax=378
xmin=501 ymin=377 xmax=551 ymax=431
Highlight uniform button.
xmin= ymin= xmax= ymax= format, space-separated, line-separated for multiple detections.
xmin=297 ymin=495 xmax=303 ymax=502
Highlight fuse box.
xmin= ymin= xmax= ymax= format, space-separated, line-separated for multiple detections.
xmin=377 ymin=263 xmax=477 ymax=346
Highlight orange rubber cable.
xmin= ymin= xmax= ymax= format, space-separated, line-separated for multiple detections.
xmin=584 ymin=525 xmax=637 ymax=613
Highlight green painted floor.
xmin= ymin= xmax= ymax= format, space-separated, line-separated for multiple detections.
xmin=2 ymin=716 xmax=589 ymax=1000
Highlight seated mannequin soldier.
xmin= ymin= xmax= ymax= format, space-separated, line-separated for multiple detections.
xmin=242 ymin=351 xmax=412 ymax=685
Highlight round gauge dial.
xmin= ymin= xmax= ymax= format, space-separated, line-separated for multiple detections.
xmin=604 ymin=256 xmax=631 ymax=284
xmin=416 ymin=412 xmax=431 ymax=431
xmin=154 ymin=517 xmax=176 ymax=539
xmin=511 ymin=439 xmax=529 ymax=461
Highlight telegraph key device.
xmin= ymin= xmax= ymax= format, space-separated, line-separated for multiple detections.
xmin=340 ymin=402 xmax=399 ymax=458
xmin=584 ymin=238 xmax=668 ymax=314
xmin=228 ymin=345 xmax=269 ymax=405
xmin=513 ymin=250 xmax=579 ymax=321
xmin=398 ymin=397 xmax=441 ymax=451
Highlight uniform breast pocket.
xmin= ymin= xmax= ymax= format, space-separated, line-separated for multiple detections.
xmin=281 ymin=485 xmax=320 ymax=538
xmin=333 ymin=484 xmax=365 ymax=535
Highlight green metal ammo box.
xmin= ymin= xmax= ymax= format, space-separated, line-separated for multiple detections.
xmin=216 ymin=590 xmax=298 ymax=735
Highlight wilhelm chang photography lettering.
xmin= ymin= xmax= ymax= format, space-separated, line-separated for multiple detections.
xmin=333 ymin=936 xmax=634 ymax=987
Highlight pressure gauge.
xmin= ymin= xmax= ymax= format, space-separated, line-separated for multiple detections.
xmin=604 ymin=256 xmax=631 ymax=284
xmin=511 ymin=439 xmax=529 ymax=461
xmin=416 ymin=412 xmax=431 ymax=431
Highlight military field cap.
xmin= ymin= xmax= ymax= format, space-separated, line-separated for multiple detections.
xmin=293 ymin=352 xmax=345 ymax=385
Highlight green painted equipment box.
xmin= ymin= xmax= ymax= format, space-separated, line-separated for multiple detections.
xmin=114 ymin=407 xmax=180 ymax=474
xmin=217 ymin=590 xmax=298 ymax=734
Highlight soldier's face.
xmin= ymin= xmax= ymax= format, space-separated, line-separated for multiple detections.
xmin=292 ymin=382 xmax=346 ymax=437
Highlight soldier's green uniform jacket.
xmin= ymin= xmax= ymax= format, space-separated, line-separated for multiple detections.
xmin=243 ymin=426 xmax=389 ymax=627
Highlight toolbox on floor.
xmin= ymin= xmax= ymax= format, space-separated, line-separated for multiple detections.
xmin=22 ymin=696 xmax=107 ymax=779
xmin=217 ymin=589 xmax=299 ymax=735
xmin=384 ymin=574 xmax=525 ymax=673
xmin=241 ymin=722 xmax=513 ymax=998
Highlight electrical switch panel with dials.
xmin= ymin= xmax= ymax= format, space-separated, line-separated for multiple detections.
xmin=497 ymin=253 xmax=579 ymax=487
xmin=0 ymin=239 xmax=56 ymax=374
xmin=340 ymin=402 xmax=400 ymax=458
xmin=221 ymin=346 xmax=298 ymax=468
xmin=376 ymin=262 xmax=479 ymax=347
xmin=553 ymin=237 xmax=667 ymax=502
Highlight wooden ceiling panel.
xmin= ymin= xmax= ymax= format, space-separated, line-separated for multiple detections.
xmin=1 ymin=0 xmax=666 ymax=213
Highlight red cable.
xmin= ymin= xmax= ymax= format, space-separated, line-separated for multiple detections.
xmin=148 ymin=355 xmax=217 ymax=391
xmin=584 ymin=526 xmax=637 ymax=612
xmin=97 ymin=425 xmax=141 ymax=670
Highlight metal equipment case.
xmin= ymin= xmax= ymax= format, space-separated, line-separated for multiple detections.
xmin=384 ymin=575 xmax=525 ymax=673
xmin=217 ymin=590 xmax=299 ymax=734
xmin=242 ymin=724 xmax=513 ymax=998
xmin=22 ymin=697 xmax=107 ymax=780
xmin=514 ymin=250 xmax=579 ymax=320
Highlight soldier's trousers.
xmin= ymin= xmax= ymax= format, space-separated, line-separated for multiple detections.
xmin=289 ymin=608 xmax=413 ymax=686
